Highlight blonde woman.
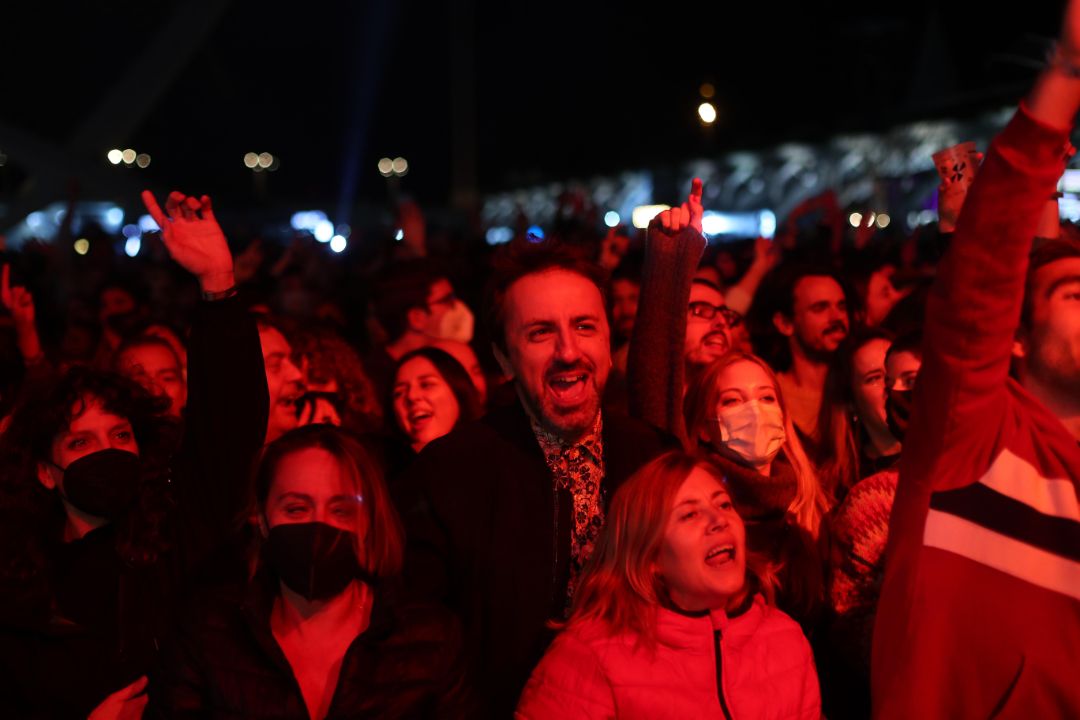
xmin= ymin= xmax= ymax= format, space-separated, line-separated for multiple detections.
xmin=684 ymin=351 xmax=830 ymax=625
xmin=516 ymin=451 xmax=819 ymax=719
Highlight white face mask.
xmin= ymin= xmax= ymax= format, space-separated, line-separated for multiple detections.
xmin=713 ymin=400 xmax=786 ymax=468
xmin=433 ymin=299 xmax=475 ymax=344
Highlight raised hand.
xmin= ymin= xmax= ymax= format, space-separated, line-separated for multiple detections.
xmin=651 ymin=178 xmax=704 ymax=237
xmin=2 ymin=264 xmax=43 ymax=363
xmin=750 ymin=235 xmax=780 ymax=271
xmin=141 ymin=190 xmax=235 ymax=294
xmin=1 ymin=264 xmax=35 ymax=329
xmin=87 ymin=675 xmax=149 ymax=720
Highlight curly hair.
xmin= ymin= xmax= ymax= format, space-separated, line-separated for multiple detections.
xmin=0 ymin=366 xmax=178 ymax=620
xmin=289 ymin=327 xmax=383 ymax=434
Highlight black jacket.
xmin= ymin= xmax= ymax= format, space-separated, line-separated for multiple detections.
xmin=0 ymin=295 xmax=268 ymax=719
xmin=149 ymin=573 xmax=472 ymax=719
xmin=398 ymin=402 xmax=671 ymax=717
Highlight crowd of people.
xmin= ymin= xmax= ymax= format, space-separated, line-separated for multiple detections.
xmin=0 ymin=8 xmax=1078 ymax=719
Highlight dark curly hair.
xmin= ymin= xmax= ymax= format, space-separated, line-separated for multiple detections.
xmin=0 ymin=366 xmax=178 ymax=621
xmin=290 ymin=328 xmax=383 ymax=434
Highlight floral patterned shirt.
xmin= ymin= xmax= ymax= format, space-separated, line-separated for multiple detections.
xmin=531 ymin=413 xmax=605 ymax=610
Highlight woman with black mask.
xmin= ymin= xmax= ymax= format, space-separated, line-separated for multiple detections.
xmin=150 ymin=424 xmax=471 ymax=719
xmin=0 ymin=190 xmax=269 ymax=719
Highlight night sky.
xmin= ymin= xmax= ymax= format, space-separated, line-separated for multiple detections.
xmin=1 ymin=1 xmax=1064 ymax=213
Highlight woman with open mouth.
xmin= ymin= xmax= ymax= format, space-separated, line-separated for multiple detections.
xmin=390 ymin=347 xmax=482 ymax=455
xmin=516 ymin=451 xmax=820 ymax=719
xmin=684 ymin=352 xmax=831 ymax=629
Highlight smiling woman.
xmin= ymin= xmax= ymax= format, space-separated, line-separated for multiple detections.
xmin=515 ymin=450 xmax=820 ymax=720
xmin=390 ymin=347 xmax=482 ymax=454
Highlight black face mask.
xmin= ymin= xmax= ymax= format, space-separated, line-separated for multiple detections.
xmin=265 ymin=522 xmax=367 ymax=602
xmin=886 ymin=389 xmax=913 ymax=443
xmin=54 ymin=449 xmax=142 ymax=519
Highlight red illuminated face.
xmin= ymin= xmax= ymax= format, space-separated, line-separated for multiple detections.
xmin=657 ymin=466 xmax=747 ymax=612
xmin=496 ymin=269 xmax=611 ymax=442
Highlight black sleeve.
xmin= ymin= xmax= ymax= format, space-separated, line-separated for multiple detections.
xmin=173 ymin=294 xmax=269 ymax=580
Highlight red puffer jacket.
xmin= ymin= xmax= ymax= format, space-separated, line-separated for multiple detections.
xmin=516 ymin=594 xmax=820 ymax=719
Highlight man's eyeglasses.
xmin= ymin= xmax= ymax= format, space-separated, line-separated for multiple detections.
xmin=687 ymin=301 xmax=744 ymax=329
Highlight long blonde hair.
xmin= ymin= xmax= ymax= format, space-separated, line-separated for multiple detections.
xmin=683 ymin=352 xmax=829 ymax=535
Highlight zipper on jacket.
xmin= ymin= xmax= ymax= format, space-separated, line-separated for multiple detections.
xmin=714 ymin=629 xmax=733 ymax=720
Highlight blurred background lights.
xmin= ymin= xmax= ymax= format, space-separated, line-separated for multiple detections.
xmin=107 ymin=149 xmax=123 ymax=165
xmin=104 ymin=207 xmax=124 ymax=227
xmin=631 ymin=204 xmax=670 ymax=229
xmin=329 ymin=235 xmax=347 ymax=253
xmin=135 ymin=153 xmax=151 ymax=168
xmin=124 ymin=237 xmax=141 ymax=257
xmin=139 ymin=214 xmax=159 ymax=233
xmin=378 ymin=157 xmax=394 ymax=176
xmin=74 ymin=239 xmax=90 ymax=255
xmin=290 ymin=210 xmax=328 ymax=232
xmin=394 ymin=229 xmax=404 ymax=241
xmin=314 ymin=220 xmax=334 ymax=243
xmin=392 ymin=157 xmax=408 ymax=175
xmin=698 ymin=102 xmax=717 ymax=125
xmin=244 ymin=152 xmax=259 ymax=169
xmin=485 ymin=226 xmax=513 ymax=245
xmin=849 ymin=212 xmax=863 ymax=227
xmin=257 ymin=152 xmax=273 ymax=169
xmin=604 ymin=211 xmax=620 ymax=227
xmin=121 ymin=149 xmax=136 ymax=164
xmin=876 ymin=212 xmax=891 ymax=228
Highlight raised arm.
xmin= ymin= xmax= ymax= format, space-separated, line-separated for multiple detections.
xmin=627 ymin=179 xmax=706 ymax=446
xmin=142 ymin=190 xmax=269 ymax=575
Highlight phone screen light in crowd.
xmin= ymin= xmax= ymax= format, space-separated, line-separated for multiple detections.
xmin=244 ymin=152 xmax=260 ymax=169
xmin=314 ymin=220 xmax=334 ymax=243
xmin=604 ymin=211 xmax=621 ymax=228
xmin=759 ymin=210 xmax=777 ymax=239
xmin=631 ymin=204 xmax=670 ymax=229
xmin=698 ymin=102 xmax=717 ymax=125
xmin=122 ymin=224 xmax=140 ymax=239
xmin=107 ymin=149 xmax=124 ymax=165
xmin=135 ymin=154 xmax=151 ymax=169
xmin=526 ymin=226 xmax=545 ymax=242
xmin=394 ymin=229 xmax=404 ymax=242
xmin=139 ymin=214 xmax=159 ymax=233
xmin=104 ymin=207 xmax=124 ymax=228
xmin=291 ymin=210 xmax=329 ymax=233
xmin=329 ymin=235 xmax=347 ymax=253
xmin=876 ymin=213 xmax=890 ymax=229
xmin=74 ymin=239 xmax=90 ymax=255
xmin=485 ymin=226 xmax=513 ymax=245
xmin=849 ymin=212 xmax=863 ymax=228
xmin=124 ymin=237 xmax=141 ymax=257
xmin=378 ymin=157 xmax=394 ymax=177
